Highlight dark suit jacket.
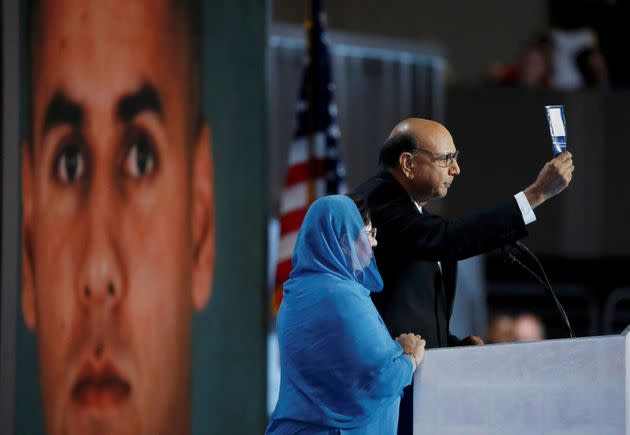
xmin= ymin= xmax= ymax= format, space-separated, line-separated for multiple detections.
xmin=354 ymin=170 xmax=529 ymax=349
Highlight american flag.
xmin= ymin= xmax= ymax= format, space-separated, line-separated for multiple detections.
xmin=272 ymin=0 xmax=346 ymax=315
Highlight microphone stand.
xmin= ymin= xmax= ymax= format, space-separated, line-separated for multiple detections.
xmin=504 ymin=242 xmax=575 ymax=338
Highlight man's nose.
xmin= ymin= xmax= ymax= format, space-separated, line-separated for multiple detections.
xmin=77 ymin=181 xmax=124 ymax=308
xmin=450 ymin=159 xmax=461 ymax=175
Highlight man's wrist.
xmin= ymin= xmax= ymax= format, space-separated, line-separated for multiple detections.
xmin=523 ymin=185 xmax=545 ymax=209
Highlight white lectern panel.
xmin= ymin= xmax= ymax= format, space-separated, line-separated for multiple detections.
xmin=413 ymin=329 xmax=629 ymax=435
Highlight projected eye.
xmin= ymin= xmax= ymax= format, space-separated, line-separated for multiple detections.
xmin=123 ymin=129 xmax=157 ymax=178
xmin=54 ymin=142 xmax=85 ymax=184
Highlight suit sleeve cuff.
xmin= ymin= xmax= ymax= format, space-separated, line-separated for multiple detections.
xmin=514 ymin=191 xmax=536 ymax=225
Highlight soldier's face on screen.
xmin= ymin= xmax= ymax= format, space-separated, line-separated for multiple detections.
xmin=22 ymin=2 xmax=214 ymax=435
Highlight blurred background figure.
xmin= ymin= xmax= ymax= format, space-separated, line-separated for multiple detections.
xmin=575 ymin=46 xmax=609 ymax=89
xmin=549 ymin=26 xmax=597 ymax=90
xmin=485 ymin=312 xmax=547 ymax=343
xmin=485 ymin=34 xmax=553 ymax=88
xmin=513 ymin=313 xmax=547 ymax=342
xmin=486 ymin=313 xmax=516 ymax=344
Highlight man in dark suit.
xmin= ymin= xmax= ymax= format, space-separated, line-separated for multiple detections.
xmin=354 ymin=117 xmax=574 ymax=434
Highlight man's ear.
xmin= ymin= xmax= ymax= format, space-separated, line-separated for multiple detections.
xmin=22 ymin=140 xmax=37 ymax=330
xmin=191 ymin=123 xmax=215 ymax=312
xmin=399 ymin=152 xmax=414 ymax=179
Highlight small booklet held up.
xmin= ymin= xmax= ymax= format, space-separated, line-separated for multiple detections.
xmin=545 ymin=105 xmax=567 ymax=157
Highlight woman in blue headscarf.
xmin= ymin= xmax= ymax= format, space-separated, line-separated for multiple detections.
xmin=267 ymin=194 xmax=426 ymax=435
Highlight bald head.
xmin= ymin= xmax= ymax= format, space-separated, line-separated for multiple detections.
xmin=388 ymin=118 xmax=450 ymax=142
xmin=513 ymin=314 xmax=546 ymax=341
xmin=379 ymin=118 xmax=454 ymax=169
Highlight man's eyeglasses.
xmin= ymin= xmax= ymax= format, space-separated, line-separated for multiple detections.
xmin=366 ymin=227 xmax=377 ymax=239
xmin=409 ymin=149 xmax=460 ymax=168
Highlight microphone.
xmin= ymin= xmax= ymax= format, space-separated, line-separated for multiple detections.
xmin=503 ymin=242 xmax=575 ymax=338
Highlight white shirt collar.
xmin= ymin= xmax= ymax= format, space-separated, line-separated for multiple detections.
xmin=409 ymin=193 xmax=423 ymax=214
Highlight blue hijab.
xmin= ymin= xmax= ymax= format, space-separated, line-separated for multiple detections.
xmin=268 ymin=195 xmax=413 ymax=433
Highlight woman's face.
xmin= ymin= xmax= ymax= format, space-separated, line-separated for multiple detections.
xmin=365 ymin=222 xmax=377 ymax=248
xmin=353 ymin=221 xmax=377 ymax=269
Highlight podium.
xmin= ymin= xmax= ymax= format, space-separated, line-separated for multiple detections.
xmin=413 ymin=328 xmax=629 ymax=435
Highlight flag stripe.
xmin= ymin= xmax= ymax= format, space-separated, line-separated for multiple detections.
xmin=274 ymin=258 xmax=293 ymax=284
xmin=279 ymin=208 xmax=309 ymax=236
xmin=288 ymin=133 xmax=327 ymax=165
xmin=278 ymin=231 xmax=299 ymax=262
xmin=280 ymin=180 xmax=328 ymax=215
xmin=285 ymin=158 xmax=328 ymax=187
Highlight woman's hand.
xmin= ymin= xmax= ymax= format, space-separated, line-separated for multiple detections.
xmin=396 ymin=333 xmax=426 ymax=368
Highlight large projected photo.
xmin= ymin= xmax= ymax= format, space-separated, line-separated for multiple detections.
xmin=19 ymin=1 xmax=214 ymax=434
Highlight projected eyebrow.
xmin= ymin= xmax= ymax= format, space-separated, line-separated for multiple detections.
xmin=41 ymin=83 xmax=163 ymax=135
xmin=117 ymin=83 xmax=163 ymax=123
xmin=43 ymin=92 xmax=83 ymax=133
